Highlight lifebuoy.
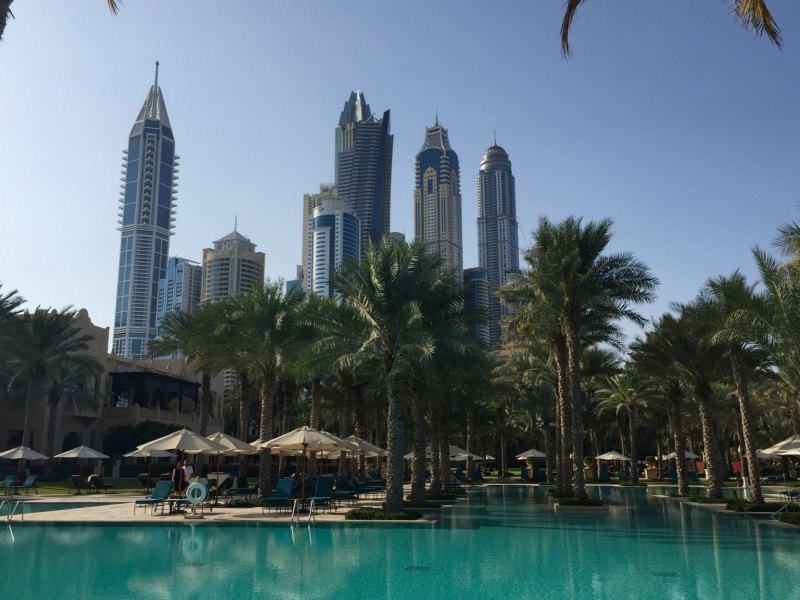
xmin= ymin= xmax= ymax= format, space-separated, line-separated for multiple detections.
xmin=185 ymin=482 xmax=207 ymax=505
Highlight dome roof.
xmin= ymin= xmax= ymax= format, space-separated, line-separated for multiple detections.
xmin=479 ymin=143 xmax=511 ymax=171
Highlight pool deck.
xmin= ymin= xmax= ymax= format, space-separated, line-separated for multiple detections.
xmin=2 ymin=488 xmax=439 ymax=525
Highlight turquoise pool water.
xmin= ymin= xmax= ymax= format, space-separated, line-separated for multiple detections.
xmin=0 ymin=501 xmax=113 ymax=516
xmin=1 ymin=486 xmax=799 ymax=600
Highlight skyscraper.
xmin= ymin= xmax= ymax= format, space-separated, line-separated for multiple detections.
xmin=155 ymin=256 xmax=202 ymax=338
xmin=413 ymin=117 xmax=463 ymax=272
xmin=112 ymin=63 xmax=178 ymax=359
xmin=301 ymin=184 xmax=338 ymax=291
xmin=463 ymin=267 xmax=490 ymax=346
xmin=200 ymin=230 xmax=265 ymax=304
xmin=310 ymin=197 xmax=361 ymax=298
xmin=477 ymin=139 xmax=519 ymax=347
xmin=335 ymin=91 xmax=393 ymax=252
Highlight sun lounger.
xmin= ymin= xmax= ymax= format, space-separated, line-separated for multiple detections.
xmin=15 ymin=475 xmax=38 ymax=494
xmin=261 ymin=478 xmax=295 ymax=513
xmin=0 ymin=475 xmax=15 ymax=494
xmin=134 ymin=480 xmax=173 ymax=515
xmin=304 ymin=475 xmax=335 ymax=513
xmin=88 ymin=476 xmax=114 ymax=493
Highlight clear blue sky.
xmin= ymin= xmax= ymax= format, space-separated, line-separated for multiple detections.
xmin=1 ymin=1 xmax=798 ymax=344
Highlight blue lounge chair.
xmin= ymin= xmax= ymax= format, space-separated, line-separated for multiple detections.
xmin=0 ymin=475 xmax=15 ymax=494
xmin=304 ymin=475 xmax=335 ymax=513
xmin=15 ymin=475 xmax=38 ymax=494
xmin=134 ymin=480 xmax=173 ymax=515
xmin=88 ymin=476 xmax=114 ymax=493
xmin=261 ymin=478 xmax=295 ymax=513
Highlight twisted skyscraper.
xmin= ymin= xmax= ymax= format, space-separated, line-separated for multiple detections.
xmin=335 ymin=91 xmax=393 ymax=252
xmin=112 ymin=63 xmax=178 ymax=359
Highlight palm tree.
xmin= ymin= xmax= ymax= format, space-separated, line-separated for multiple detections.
xmin=5 ymin=307 xmax=94 ymax=474
xmin=510 ymin=217 xmax=658 ymax=499
xmin=149 ymin=302 xmax=228 ymax=436
xmin=329 ymin=238 xmax=440 ymax=513
xmin=705 ymin=271 xmax=769 ymax=503
xmin=227 ymin=281 xmax=307 ymax=498
xmin=595 ymin=369 xmax=656 ymax=484
xmin=560 ymin=0 xmax=782 ymax=57
xmin=1 ymin=1 xmax=118 ymax=41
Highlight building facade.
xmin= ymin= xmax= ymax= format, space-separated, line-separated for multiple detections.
xmin=301 ymin=184 xmax=338 ymax=291
xmin=155 ymin=256 xmax=202 ymax=339
xmin=463 ymin=268 xmax=491 ymax=346
xmin=413 ymin=118 xmax=463 ymax=272
xmin=201 ymin=230 xmax=265 ymax=304
xmin=112 ymin=63 xmax=179 ymax=359
xmin=335 ymin=90 xmax=393 ymax=252
xmin=477 ymin=141 xmax=519 ymax=347
xmin=310 ymin=197 xmax=361 ymax=298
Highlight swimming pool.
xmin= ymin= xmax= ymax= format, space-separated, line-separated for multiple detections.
xmin=0 ymin=501 xmax=114 ymax=516
xmin=1 ymin=486 xmax=798 ymax=600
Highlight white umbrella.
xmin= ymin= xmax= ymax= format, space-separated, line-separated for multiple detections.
xmin=763 ymin=435 xmax=800 ymax=456
xmin=138 ymin=428 xmax=228 ymax=455
xmin=516 ymin=448 xmax=547 ymax=460
xmin=206 ymin=432 xmax=258 ymax=455
xmin=453 ymin=453 xmax=486 ymax=462
xmin=0 ymin=446 xmax=48 ymax=461
xmin=756 ymin=449 xmax=780 ymax=459
xmin=123 ymin=448 xmax=176 ymax=458
xmin=345 ymin=435 xmax=387 ymax=457
xmin=660 ymin=451 xmax=700 ymax=460
xmin=53 ymin=446 xmax=109 ymax=460
xmin=485 ymin=454 xmax=496 ymax=461
xmin=262 ymin=426 xmax=353 ymax=502
xmin=596 ymin=451 xmax=631 ymax=461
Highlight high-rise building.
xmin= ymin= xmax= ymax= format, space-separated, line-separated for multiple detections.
xmin=477 ymin=140 xmax=519 ymax=347
xmin=201 ymin=230 xmax=265 ymax=304
xmin=155 ymin=257 xmax=202 ymax=338
xmin=112 ymin=63 xmax=179 ymax=359
xmin=413 ymin=117 xmax=463 ymax=272
xmin=310 ymin=197 xmax=361 ymax=298
xmin=335 ymin=91 xmax=393 ymax=252
xmin=463 ymin=268 xmax=490 ymax=346
xmin=301 ymin=184 xmax=338 ymax=290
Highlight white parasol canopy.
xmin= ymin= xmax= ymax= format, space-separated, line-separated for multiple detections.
xmin=661 ymin=451 xmax=700 ymax=460
xmin=345 ymin=435 xmax=387 ymax=457
xmin=261 ymin=426 xmax=354 ymax=452
xmin=596 ymin=451 xmax=631 ymax=461
xmin=516 ymin=448 xmax=547 ymax=460
xmin=123 ymin=448 xmax=177 ymax=458
xmin=207 ymin=431 xmax=259 ymax=455
xmin=762 ymin=434 xmax=800 ymax=456
xmin=138 ymin=428 xmax=228 ymax=455
xmin=53 ymin=446 xmax=109 ymax=460
xmin=0 ymin=446 xmax=48 ymax=461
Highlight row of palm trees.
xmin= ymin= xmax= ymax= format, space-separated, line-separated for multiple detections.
xmin=501 ymin=216 xmax=800 ymax=503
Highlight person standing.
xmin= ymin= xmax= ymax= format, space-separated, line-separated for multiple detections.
xmin=183 ymin=460 xmax=194 ymax=484
xmin=172 ymin=460 xmax=186 ymax=495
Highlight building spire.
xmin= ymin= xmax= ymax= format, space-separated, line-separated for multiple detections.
xmin=234 ymin=215 xmax=238 ymax=232
xmin=493 ymin=130 xmax=497 ymax=145
xmin=154 ymin=61 xmax=159 ymax=90
xmin=435 ymin=109 xmax=439 ymax=126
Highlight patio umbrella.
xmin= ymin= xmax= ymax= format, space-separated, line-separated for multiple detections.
xmin=345 ymin=435 xmax=387 ymax=457
xmin=763 ymin=434 xmax=800 ymax=456
xmin=0 ymin=446 xmax=49 ymax=461
xmin=596 ymin=451 xmax=631 ymax=461
xmin=262 ymin=426 xmax=353 ymax=503
xmin=660 ymin=451 xmax=700 ymax=460
xmin=123 ymin=448 xmax=177 ymax=492
xmin=756 ymin=449 xmax=779 ymax=459
xmin=138 ymin=428 xmax=228 ymax=455
xmin=206 ymin=432 xmax=258 ymax=492
xmin=53 ymin=446 xmax=109 ymax=494
xmin=516 ymin=448 xmax=547 ymax=460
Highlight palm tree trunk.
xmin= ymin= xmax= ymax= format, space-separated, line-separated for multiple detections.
xmin=257 ymin=374 xmax=276 ymax=499
xmin=667 ymin=385 xmax=688 ymax=495
xmin=543 ymin=423 xmax=554 ymax=484
xmin=565 ymin=325 xmax=587 ymax=500
xmin=466 ymin=401 xmax=475 ymax=483
xmin=730 ymin=356 xmax=763 ymax=503
xmin=696 ymin=386 xmax=723 ymax=499
xmin=555 ymin=337 xmax=573 ymax=495
xmin=629 ymin=411 xmax=639 ymax=484
xmin=385 ymin=374 xmax=405 ymax=513
xmin=430 ymin=416 xmax=442 ymax=496
xmin=45 ymin=387 xmax=61 ymax=457
xmin=441 ymin=427 xmax=451 ymax=492
xmin=238 ymin=371 xmax=250 ymax=440
xmin=410 ymin=388 xmax=427 ymax=504
xmin=199 ymin=371 xmax=211 ymax=436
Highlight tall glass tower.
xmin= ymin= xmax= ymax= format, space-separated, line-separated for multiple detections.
xmin=477 ymin=139 xmax=519 ymax=347
xmin=112 ymin=63 xmax=179 ymax=359
xmin=335 ymin=91 xmax=393 ymax=252
xmin=310 ymin=197 xmax=361 ymax=298
xmin=414 ymin=117 xmax=463 ymax=272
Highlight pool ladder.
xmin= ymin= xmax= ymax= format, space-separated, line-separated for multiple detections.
xmin=0 ymin=500 xmax=24 ymax=522
xmin=290 ymin=499 xmax=316 ymax=524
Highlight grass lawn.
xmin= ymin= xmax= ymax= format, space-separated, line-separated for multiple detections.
xmin=18 ymin=478 xmax=146 ymax=495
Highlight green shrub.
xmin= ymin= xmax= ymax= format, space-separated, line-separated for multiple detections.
xmin=725 ymin=499 xmax=786 ymax=513
xmin=688 ymin=493 xmax=726 ymax=504
xmin=548 ymin=490 xmax=575 ymax=499
xmin=557 ymin=497 xmax=604 ymax=507
xmin=344 ymin=507 xmax=423 ymax=520
xmin=227 ymin=499 xmax=259 ymax=508
xmin=779 ymin=512 xmax=800 ymax=526
xmin=404 ymin=500 xmax=442 ymax=509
